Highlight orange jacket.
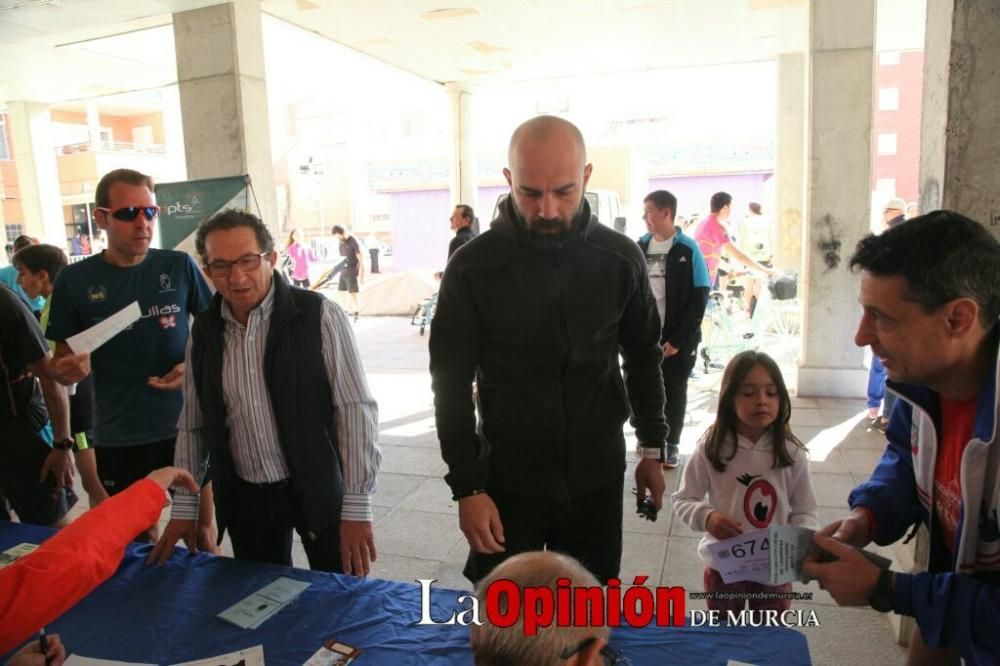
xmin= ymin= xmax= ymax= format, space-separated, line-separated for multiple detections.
xmin=0 ymin=479 xmax=165 ymax=653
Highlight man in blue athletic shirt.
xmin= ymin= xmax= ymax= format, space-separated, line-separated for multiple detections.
xmin=47 ymin=168 xmax=215 ymax=544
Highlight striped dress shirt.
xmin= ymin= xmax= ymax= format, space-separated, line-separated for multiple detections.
xmin=171 ymin=283 xmax=380 ymax=522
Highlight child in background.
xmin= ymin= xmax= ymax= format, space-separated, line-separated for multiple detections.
xmin=672 ymin=350 xmax=818 ymax=611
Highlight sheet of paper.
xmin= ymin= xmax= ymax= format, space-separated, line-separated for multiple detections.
xmin=65 ymin=656 xmax=155 ymax=666
xmin=66 ymin=301 xmax=141 ymax=354
xmin=256 ymin=576 xmax=311 ymax=603
xmin=769 ymin=525 xmax=816 ymax=584
xmin=706 ymin=528 xmax=772 ymax=584
xmin=217 ymin=576 xmax=311 ymax=629
xmin=170 ymin=645 xmax=264 ymax=666
xmin=217 ymin=594 xmax=284 ymax=629
xmin=0 ymin=542 xmax=38 ymax=568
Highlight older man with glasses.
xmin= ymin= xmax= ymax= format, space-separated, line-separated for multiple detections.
xmin=47 ymin=168 xmax=214 ymax=546
xmin=150 ymin=209 xmax=382 ymax=576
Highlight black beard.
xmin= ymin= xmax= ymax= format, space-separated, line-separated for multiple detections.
xmin=525 ymin=227 xmax=571 ymax=250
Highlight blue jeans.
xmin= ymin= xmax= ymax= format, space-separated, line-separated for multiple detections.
xmin=866 ymin=356 xmax=897 ymax=417
xmin=867 ymin=356 xmax=887 ymax=409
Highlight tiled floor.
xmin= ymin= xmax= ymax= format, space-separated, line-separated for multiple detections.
xmin=62 ymin=314 xmax=909 ymax=665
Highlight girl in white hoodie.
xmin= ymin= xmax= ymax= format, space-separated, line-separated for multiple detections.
xmin=673 ymin=350 xmax=818 ymax=612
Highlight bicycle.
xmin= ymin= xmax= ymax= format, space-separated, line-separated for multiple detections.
xmin=699 ymin=273 xmax=800 ymax=372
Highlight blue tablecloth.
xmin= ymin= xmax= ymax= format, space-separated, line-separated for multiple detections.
xmin=0 ymin=522 xmax=811 ymax=664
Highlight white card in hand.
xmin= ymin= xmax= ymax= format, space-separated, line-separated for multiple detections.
xmin=706 ymin=528 xmax=772 ymax=584
xmin=769 ymin=525 xmax=817 ymax=584
xmin=66 ymin=301 xmax=141 ymax=354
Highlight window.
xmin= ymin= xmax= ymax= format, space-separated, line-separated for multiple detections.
xmin=877 ymin=133 xmax=897 ymax=156
xmin=5 ymin=224 xmax=24 ymax=242
xmin=878 ymin=88 xmax=899 ymax=111
xmin=879 ymin=51 xmax=901 ymax=65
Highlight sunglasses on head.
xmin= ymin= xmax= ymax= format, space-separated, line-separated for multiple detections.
xmin=96 ymin=206 xmax=161 ymax=222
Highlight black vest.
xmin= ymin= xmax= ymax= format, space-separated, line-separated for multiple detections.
xmin=190 ymin=273 xmax=344 ymax=541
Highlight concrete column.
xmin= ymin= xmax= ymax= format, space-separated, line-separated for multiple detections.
xmin=6 ymin=101 xmax=66 ymax=246
xmin=919 ymin=0 xmax=1000 ymax=234
xmin=160 ymin=85 xmax=188 ymax=176
xmin=86 ymin=101 xmax=101 ymax=152
xmin=775 ymin=53 xmax=806 ymax=273
xmin=446 ymin=83 xmax=477 ymax=215
xmin=172 ymin=0 xmax=277 ymax=228
xmin=796 ymin=0 xmax=875 ymax=397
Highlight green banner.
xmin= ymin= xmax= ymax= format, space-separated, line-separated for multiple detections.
xmin=154 ymin=175 xmax=249 ymax=251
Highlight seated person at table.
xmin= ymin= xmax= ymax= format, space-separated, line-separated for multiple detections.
xmin=0 ymin=467 xmax=199 ymax=655
xmin=470 ymin=551 xmax=611 ymax=666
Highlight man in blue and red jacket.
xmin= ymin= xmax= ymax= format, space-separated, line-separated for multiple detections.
xmin=804 ymin=211 xmax=1000 ymax=666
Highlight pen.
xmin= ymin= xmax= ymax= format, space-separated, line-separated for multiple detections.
xmin=39 ymin=627 xmax=49 ymax=663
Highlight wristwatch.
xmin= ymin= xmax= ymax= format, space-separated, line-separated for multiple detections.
xmin=868 ymin=568 xmax=895 ymax=613
xmin=637 ymin=445 xmax=665 ymax=463
xmin=53 ymin=438 xmax=75 ymax=452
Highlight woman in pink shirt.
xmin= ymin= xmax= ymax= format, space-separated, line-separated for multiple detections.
xmin=285 ymin=229 xmax=317 ymax=288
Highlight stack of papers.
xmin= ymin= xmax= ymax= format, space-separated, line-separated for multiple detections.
xmin=217 ymin=576 xmax=312 ymax=630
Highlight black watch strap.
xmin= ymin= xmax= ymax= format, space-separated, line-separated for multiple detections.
xmin=452 ymin=488 xmax=487 ymax=501
xmin=53 ymin=438 xmax=75 ymax=451
xmin=868 ymin=568 xmax=895 ymax=613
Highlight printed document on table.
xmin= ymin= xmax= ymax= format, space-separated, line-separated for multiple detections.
xmin=170 ymin=645 xmax=265 ymax=666
xmin=706 ymin=528 xmax=772 ymax=584
xmin=217 ymin=576 xmax=311 ymax=629
xmin=65 ymin=656 xmax=155 ymax=666
xmin=66 ymin=301 xmax=141 ymax=354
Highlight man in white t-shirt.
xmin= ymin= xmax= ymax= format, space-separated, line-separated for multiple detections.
xmin=637 ymin=190 xmax=711 ymax=468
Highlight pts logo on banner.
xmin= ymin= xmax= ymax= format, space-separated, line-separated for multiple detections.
xmin=165 ymin=195 xmax=200 ymax=216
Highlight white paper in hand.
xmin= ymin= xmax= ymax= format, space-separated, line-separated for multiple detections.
xmin=768 ymin=525 xmax=817 ymax=584
xmin=66 ymin=301 xmax=141 ymax=354
xmin=706 ymin=528 xmax=772 ymax=584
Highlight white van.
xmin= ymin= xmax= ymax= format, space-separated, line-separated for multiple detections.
xmin=491 ymin=189 xmax=627 ymax=234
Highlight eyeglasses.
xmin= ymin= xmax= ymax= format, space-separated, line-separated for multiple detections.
xmin=559 ymin=638 xmax=630 ymax=665
xmin=96 ymin=206 xmax=161 ymax=222
xmin=205 ymin=252 xmax=270 ymax=278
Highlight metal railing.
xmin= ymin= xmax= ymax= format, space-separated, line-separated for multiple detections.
xmin=55 ymin=141 xmax=166 ymax=156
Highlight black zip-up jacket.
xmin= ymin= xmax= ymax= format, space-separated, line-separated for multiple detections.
xmin=448 ymin=226 xmax=476 ymax=259
xmin=430 ymin=197 xmax=667 ymax=502
xmin=637 ymin=228 xmax=710 ymax=351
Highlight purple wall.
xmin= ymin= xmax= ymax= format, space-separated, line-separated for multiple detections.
xmin=648 ymin=173 xmax=772 ymax=220
xmin=389 ymin=185 xmax=512 ymax=271
xmin=389 ymin=188 xmax=452 ymax=271
xmin=476 ymin=185 xmax=508 ymax=227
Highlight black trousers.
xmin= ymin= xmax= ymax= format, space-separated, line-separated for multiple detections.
xmin=0 ymin=416 xmax=77 ymax=525
xmin=464 ymin=476 xmax=624 ymax=585
xmin=662 ymin=345 xmax=698 ymax=446
xmin=227 ymin=475 xmax=343 ymax=573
